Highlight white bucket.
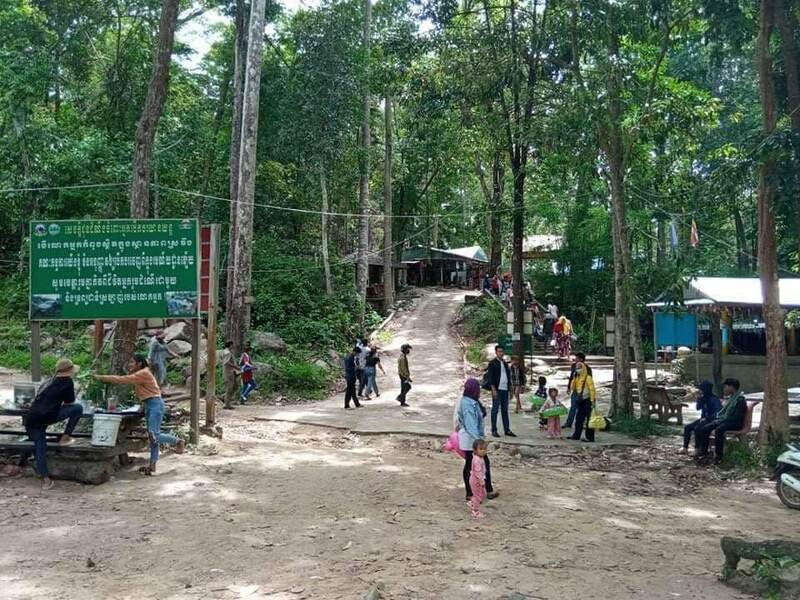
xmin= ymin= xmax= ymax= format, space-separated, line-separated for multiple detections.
xmin=91 ymin=414 xmax=123 ymax=447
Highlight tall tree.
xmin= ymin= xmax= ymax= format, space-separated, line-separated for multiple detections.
xmin=356 ymin=0 xmax=372 ymax=323
xmin=226 ymin=0 xmax=248 ymax=324
xmin=227 ymin=0 xmax=267 ymax=361
xmin=112 ymin=0 xmax=180 ymax=376
xmin=383 ymin=95 xmax=394 ymax=308
xmin=756 ymin=0 xmax=790 ymax=445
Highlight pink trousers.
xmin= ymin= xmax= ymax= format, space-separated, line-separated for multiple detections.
xmin=547 ymin=417 xmax=562 ymax=438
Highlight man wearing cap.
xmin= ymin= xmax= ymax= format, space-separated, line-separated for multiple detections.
xmin=148 ymin=330 xmax=178 ymax=387
xmin=21 ymin=358 xmax=83 ymax=490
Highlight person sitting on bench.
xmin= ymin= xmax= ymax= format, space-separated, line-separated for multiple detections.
xmin=679 ymin=380 xmax=721 ymax=454
xmin=19 ymin=358 xmax=83 ymax=490
xmin=694 ymin=378 xmax=746 ymax=464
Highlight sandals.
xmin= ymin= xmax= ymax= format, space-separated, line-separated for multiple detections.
xmin=41 ymin=479 xmax=55 ymax=490
xmin=138 ymin=466 xmax=154 ymax=476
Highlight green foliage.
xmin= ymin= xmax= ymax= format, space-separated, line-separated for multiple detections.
xmin=460 ymin=301 xmax=506 ymax=343
xmin=466 ymin=341 xmax=485 ymax=366
xmin=612 ymin=415 xmax=678 ymax=439
xmin=752 ymin=555 xmax=799 ymax=599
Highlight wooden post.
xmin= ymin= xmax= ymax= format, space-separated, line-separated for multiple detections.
xmin=711 ymin=311 xmax=723 ymax=395
xmin=31 ymin=321 xmax=41 ymax=383
xmin=190 ymin=318 xmax=201 ymax=444
xmin=653 ymin=311 xmax=658 ymax=381
xmin=205 ymin=224 xmax=221 ymax=426
xmin=93 ymin=320 xmax=104 ymax=358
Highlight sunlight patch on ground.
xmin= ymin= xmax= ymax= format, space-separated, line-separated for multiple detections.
xmin=604 ymin=516 xmax=643 ymax=530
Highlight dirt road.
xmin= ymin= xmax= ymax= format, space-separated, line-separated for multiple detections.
xmin=1 ymin=290 xmax=798 ymax=599
xmin=1 ymin=417 xmax=796 ymax=600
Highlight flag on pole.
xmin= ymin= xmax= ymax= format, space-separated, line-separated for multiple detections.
xmin=690 ymin=219 xmax=699 ymax=248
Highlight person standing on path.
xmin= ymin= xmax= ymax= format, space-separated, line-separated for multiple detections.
xmin=148 ymin=331 xmax=178 ymax=387
xmin=565 ymin=352 xmax=592 ymax=429
xmin=95 ymin=354 xmax=184 ymax=476
xmin=19 ymin=358 xmax=83 ymax=490
xmin=343 ymin=347 xmax=362 ymax=409
xmin=356 ymin=338 xmax=370 ymax=398
xmin=456 ymin=378 xmax=498 ymax=502
xmin=363 ymin=347 xmax=385 ymax=400
xmin=239 ymin=344 xmax=258 ymax=405
xmin=485 ymin=345 xmax=516 ymax=437
xmin=568 ymin=361 xmax=597 ymax=442
xmin=396 ymin=343 xmax=412 ymax=407
xmin=220 ymin=341 xmax=240 ymax=410
xmin=510 ymin=355 xmax=526 ymax=414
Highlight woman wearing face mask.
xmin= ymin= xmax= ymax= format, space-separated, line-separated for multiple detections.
xmin=568 ymin=361 xmax=597 ymax=442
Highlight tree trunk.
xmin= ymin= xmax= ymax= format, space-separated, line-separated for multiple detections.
xmin=383 ymin=95 xmax=394 ymax=309
xmin=320 ymin=160 xmax=333 ymax=295
xmin=732 ymin=203 xmax=749 ymax=270
xmin=356 ymin=0 xmax=372 ymax=324
xmin=490 ymin=152 xmax=504 ymax=276
xmin=756 ymin=0 xmax=790 ymax=446
xmin=628 ymin=308 xmax=647 ymax=419
xmin=225 ymin=0 xmax=247 ymax=323
xmin=511 ymin=168 xmax=525 ymax=362
xmin=226 ymin=0 xmax=267 ymax=367
xmin=774 ymin=0 xmax=800 ymax=261
xmin=711 ymin=312 xmax=723 ymax=395
xmin=112 ymin=0 xmax=179 ymax=377
xmin=198 ymin=66 xmax=232 ymax=217
xmin=602 ymin=23 xmax=633 ymax=418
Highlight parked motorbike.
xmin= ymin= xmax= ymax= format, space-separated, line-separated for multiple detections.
xmin=774 ymin=442 xmax=800 ymax=510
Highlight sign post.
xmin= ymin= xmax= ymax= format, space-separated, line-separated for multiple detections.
xmin=29 ymin=218 xmax=201 ymax=439
xmin=201 ymin=225 xmax=221 ymax=426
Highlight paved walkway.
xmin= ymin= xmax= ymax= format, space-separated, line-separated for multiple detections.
xmin=254 ymin=289 xmax=638 ymax=447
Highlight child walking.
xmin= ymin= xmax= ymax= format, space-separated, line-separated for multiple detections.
xmin=510 ymin=356 xmax=527 ymax=413
xmin=469 ymin=439 xmax=489 ymax=519
xmin=541 ymin=387 xmax=566 ymax=439
xmin=533 ymin=375 xmax=548 ymax=429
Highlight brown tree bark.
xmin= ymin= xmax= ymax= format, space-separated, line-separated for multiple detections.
xmin=602 ymin=23 xmax=633 ymax=417
xmin=383 ymin=95 xmax=394 ymax=309
xmin=756 ymin=0 xmax=790 ymax=446
xmin=227 ymin=0 xmax=267 ymax=364
xmin=320 ymin=160 xmax=333 ymax=295
xmin=356 ymin=0 xmax=372 ymax=323
xmin=225 ymin=0 xmax=247 ymax=325
xmin=475 ymin=151 xmax=505 ymax=277
xmin=732 ymin=202 xmax=749 ymax=271
xmin=112 ymin=0 xmax=179 ymax=377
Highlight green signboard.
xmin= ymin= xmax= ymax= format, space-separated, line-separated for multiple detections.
xmin=29 ymin=219 xmax=200 ymax=321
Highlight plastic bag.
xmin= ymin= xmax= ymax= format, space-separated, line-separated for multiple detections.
xmin=528 ymin=394 xmax=546 ymax=408
xmin=443 ymin=430 xmax=466 ymax=458
xmin=541 ymin=405 xmax=568 ymax=418
xmin=589 ymin=409 xmax=607 ymax=431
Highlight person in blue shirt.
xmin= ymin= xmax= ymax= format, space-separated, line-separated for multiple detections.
xmin=457 ymin=378 xmax=499 ymax=502
xmin=680 ymin=380 xmax=721 ymax=454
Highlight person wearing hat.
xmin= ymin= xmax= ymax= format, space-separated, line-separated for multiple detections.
xmin=21 ymin=358 xmax=83 ymax=490
xmin=148 ymin=330 xmax=178 ymax=387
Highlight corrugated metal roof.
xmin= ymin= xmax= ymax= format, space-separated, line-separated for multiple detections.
xmin=648 ymin=277 xmax=800 ymax=308
xmin=401 ymin=245 xmax=488 ymax=263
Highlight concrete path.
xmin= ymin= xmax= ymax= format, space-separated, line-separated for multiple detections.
xmin=253 ymin=289 xmax=638 ymax=447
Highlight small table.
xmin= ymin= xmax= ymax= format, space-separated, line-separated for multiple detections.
xmin=0 ymin=406 xmax=146 ymax=484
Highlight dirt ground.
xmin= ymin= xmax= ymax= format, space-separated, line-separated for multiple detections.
xmin=1 ymin=414 xmax=798 ymax=600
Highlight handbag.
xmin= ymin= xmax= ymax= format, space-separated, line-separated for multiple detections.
xmin=589 ymin=408 xmax=607 ymax=431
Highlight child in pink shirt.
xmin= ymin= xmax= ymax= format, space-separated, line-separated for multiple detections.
xmin=469 ymin=439 xmax=489 ymax=518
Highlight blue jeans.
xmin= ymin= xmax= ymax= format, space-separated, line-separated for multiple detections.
xmin=26 ymin=403 xmax=84 ymax=477
xmin=491 ymin=389 xmax=511 ymax=435
xmin=240 ymin=380 xmax=257 ymax=403
xmin=364 ymin=367 xmax=379 ymax=396
xmin=565 ymin=391 xmax=579 ymax=428
xmin=145 ymin=397 xmax=178 ymax=464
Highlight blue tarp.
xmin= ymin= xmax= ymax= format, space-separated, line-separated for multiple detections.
xmin=655 ymin=312 xmax=697 ymax=347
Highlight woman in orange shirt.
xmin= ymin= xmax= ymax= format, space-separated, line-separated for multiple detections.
xmin=95 ymin=354 xmax=184 ymax=475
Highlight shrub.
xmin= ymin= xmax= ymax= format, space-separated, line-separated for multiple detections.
xmin=461 ymin=301 xmax=506 ymax=342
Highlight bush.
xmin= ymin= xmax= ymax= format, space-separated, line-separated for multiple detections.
xmin=461 ymin=300 xmax=506 ymax=342
xmin=612 ymin=415 xmax=678 ymax=439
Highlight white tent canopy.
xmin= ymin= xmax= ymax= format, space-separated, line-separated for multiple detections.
xmin=648 ymin=276 xmax=800 ymax=308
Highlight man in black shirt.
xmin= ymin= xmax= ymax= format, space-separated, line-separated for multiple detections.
xmin=21 ymin=358 xmax=83 ymax=490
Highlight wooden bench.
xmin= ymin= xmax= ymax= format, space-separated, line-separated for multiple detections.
xmin=645 ymin=385 xmax=688 ymax=425
xmin=0 ymin=408 xmax=146 ymax=484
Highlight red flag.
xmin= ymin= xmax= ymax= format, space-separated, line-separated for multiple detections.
xmin=690 ymin=219 xmax=699 ymax=248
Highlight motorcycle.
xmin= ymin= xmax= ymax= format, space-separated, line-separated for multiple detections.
xmin=774 ymin=442 xmax=800 ymax=510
